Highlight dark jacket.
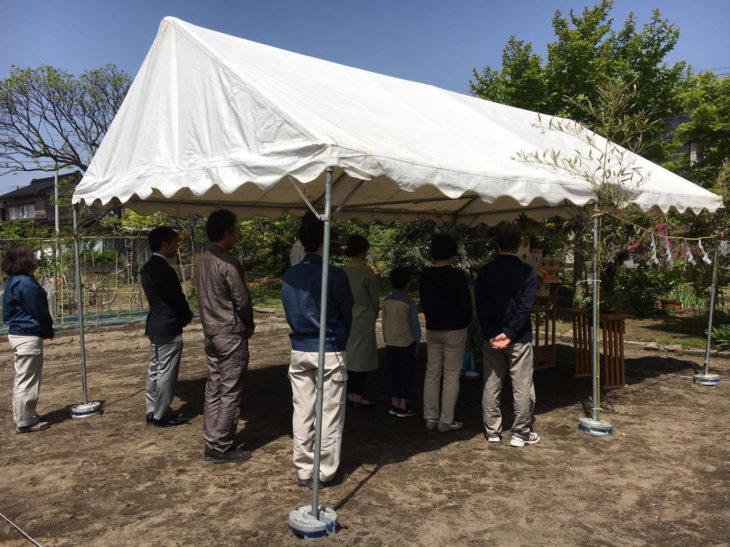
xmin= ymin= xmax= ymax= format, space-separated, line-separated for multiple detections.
xmin=196 ymin=244 xmax=255 ymax=336
xmin=418 ymin=265 xmax=472 ymax=331
xmin=281 ymin=253 xmax=353 ymax=352
xmin=475 ymin=254 xmax=536 ymax=344
xmin=141 ymin=255 xmax=192 ymax=336
xmin=2 ymin=274 xmax=54 ymax=339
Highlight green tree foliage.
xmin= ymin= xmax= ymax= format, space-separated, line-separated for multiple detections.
xmin=470 ymin=1 xmax=686 ymax=161
xmin=665 ymin=72 xmax=730 ymax=190
xmin=0 ymin=64 xmax=131 ymax=175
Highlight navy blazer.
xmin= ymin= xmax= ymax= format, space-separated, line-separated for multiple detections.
xmin=2 ymin=274 xmax=54 ymax=339
xmin=475 ymin=254 xmax=536 ymax=344
xmin=141 ymin=255 xmax=191 ymax=336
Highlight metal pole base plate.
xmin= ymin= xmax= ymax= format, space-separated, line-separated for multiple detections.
xmin=70 ymin=401 xmax=103 ymax=419
xmin=578 ymin=417 xmax=613 ymax=437
xmin=288 ymin=506 xmax=338 ymax=540
xmin=694 ymin=373 xmax=720 ymax=386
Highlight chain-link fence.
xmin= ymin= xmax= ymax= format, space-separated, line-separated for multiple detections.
xmin=0 ymin=236 xmax=199 ymax=334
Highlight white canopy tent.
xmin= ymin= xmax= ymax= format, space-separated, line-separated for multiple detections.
xmin=73 ymin=17 xmax=720 ymax=223
xmin=72 ymin=17 xmax=723 ymax=531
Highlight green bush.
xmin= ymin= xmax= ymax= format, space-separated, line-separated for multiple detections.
xmin=711 ymin=324 xmax=730 ymax=349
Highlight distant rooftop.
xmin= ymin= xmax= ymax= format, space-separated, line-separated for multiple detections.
xmin=0 ymin=171 xmax=81 ymax=200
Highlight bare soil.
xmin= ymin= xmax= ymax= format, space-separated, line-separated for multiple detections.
xmin=1 ymin=312 xmax=729 ymax=546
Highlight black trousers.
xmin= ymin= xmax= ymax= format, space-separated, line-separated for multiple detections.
xmin=347 ymin=370 xmax=368 ymax=396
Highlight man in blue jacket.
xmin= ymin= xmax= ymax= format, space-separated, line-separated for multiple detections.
xmin=475 ymin=229 xmax=540 ymax=447
xmin=281 ymin=212 xmax=353 ymax=488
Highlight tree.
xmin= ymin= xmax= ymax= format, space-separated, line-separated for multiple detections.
xmin=664 ymin=72 xmax=730 ymax=190
xmin=470 ymin=1 xmax=686 ymax=161
xmin=0 ymin=64 xmax=131 ymax=175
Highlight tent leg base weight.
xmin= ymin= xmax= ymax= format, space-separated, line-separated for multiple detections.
xmin=694 ymin=373 xmax=720 ymax=386
xmin=578 ymin=417 xmax=612 ymax=437
xmin=288 ymin=506 xmax=338 ymax=540
xmin=70 ymin=401 xmax=103 ymax=419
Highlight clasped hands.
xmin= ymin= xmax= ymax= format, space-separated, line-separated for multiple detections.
xmin=489 ymin=333 xmax=511 ymax=350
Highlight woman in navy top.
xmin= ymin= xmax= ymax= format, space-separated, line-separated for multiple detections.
xmin=2 ymin=244 xmax=54 ymax=433
xmin=419 ymin=233 xmax=472 ymax=432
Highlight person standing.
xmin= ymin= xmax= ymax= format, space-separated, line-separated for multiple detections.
xmin=282 ymin=212 xmax=353 ymax=488
xmin=197 ymin=209 xmax=255 ymax=463
xmin=2 ymin=245 xmax=54 ymax=433
xmin=419 ymin=233 xmax=472 ymax=432
xmin=140 ymin=226 xmax=193 ymax=427
xmin=382 ymin=267 xmax=421 ymax=417
xmin=475 ymin=229 xmax=540 ymax=447
xmin=344 ymin=234 xmax=379 ymax=408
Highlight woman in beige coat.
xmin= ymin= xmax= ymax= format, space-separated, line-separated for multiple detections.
xmin=344 ymin=235 xmax=380 ymax=407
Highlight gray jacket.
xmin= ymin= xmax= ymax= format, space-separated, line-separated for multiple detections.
xmin=196 ymin=244 xmax=255 ymax=336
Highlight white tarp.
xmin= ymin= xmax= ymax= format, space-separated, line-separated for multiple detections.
xmin=73 ymin=17 xmax=723 ymax=223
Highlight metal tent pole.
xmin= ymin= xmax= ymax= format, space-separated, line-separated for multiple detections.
xmin=288 ymin=167 xmax=338 ymax=538
xmin=695 ymin=241 xmax=721 ymax=386
xmin=53 ymin=168 xmax=59 ymax=317
xmin=70 ymin=204 xmax=102 ymax=418
xmin=579 ymin=203 xmax=612 ymax=436
xmin=310 ymin=167 xmax=333 ymax=520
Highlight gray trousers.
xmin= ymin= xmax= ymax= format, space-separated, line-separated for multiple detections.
xmin=203 ymin=334 xmax=248 ymax=453
xmin=482 ymin=341 xmax=535 ymax=437
xmin=146 ymin=335 xmax=184 ymax=420
xmin=9 ymin=335 xmax=44 ymax=428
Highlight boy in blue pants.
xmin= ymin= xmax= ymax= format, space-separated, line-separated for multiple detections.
xmin=382 ymin=267 xmax=421 ymax=417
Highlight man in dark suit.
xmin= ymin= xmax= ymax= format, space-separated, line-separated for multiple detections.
xmin=475 ymin=229 xmax=540 ymax=447
xmin=141 ymin=226 xmax=193 ymax=427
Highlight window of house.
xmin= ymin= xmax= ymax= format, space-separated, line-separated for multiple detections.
xmin=7 ymin=203 xmax=35 ymax=220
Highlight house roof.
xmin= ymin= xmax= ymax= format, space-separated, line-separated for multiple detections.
xmin=0 ymin=172 xmax=81 ymax=201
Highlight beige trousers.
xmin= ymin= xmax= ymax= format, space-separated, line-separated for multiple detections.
xmin=289 ymin=350 xmax=347 ymax=482
xmin=9 ymin=335 xmax=44 ymax=428
xmin=482 ymin=341 xmax=535 ymax=437
xmin=423 ymin=328 xmax=467 ymax=424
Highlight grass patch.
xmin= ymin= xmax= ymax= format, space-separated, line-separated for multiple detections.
xmin=249 ymin=278 xmax=283 ymax=308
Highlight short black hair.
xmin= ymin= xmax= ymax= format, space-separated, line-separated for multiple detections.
xmin=299 ymin=211 xmax=324 ymax=252
xmin=148 ymin=226 xmax=178 ymax=252
xmin=206 ymin=209 xmax=237 ymax=242
xmin=1 ymin=244 xmax=37 ymax=276
xmin=345 ymin=234 xmax=370 ymax=257
xmin=430 ymin=233 xmax=457 ymax=261
xmin=496 ymin=230 xmax=522 ymax=252
xmin=389 ymin=267 xmax=411 ymax=290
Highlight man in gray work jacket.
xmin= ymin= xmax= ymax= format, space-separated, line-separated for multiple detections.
xmin=197 ymin=209 xmax=255 ymax=464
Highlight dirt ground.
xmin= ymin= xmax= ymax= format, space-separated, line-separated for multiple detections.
xmin=1 ymin=311 xmax=729 ymax=546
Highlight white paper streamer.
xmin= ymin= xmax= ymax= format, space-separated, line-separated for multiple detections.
xmin=458 ymin=243 xmax=470 ymax=271
xmin=698 ymin=239 xmax=712 ymax=264
xmin=664 ymin=238 xmax=674 ymax=266
xmin=685 ymin=244 xmax=696 ymax=265
xmin=650 ymin=235 xmax=659 ymax=265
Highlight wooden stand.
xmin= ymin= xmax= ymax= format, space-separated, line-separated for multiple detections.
xmin=533 ymin=284 xmax=559 ymax=370
xmin=565 ymin=309 xmax=632 ymax=388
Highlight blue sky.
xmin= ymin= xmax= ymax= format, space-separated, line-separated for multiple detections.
xmin=1 ymin=0 xmax=728 ymax=193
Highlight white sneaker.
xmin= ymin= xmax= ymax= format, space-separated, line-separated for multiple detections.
xmin=510 ymin=431 xmax=540 ymax=447
xmin=425 ymin=419 xmax=439 ymax=430
xmin=485 ymin=432 xmax=502 ymax=443
xmin=437 ymin=421 xmax=463 ymax=432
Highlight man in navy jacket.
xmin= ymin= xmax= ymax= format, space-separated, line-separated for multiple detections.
xmin=281 ymin=212 xmax=353 ymax=488
xmin=140 ymin=227 xmax=193 ymax=428
xmin=475 ymin=230 xmax=540 ymax=447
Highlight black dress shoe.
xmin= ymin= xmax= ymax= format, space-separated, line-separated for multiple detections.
xmin=146 ymin=412 xmax=154 ymax=424
xmin=151 ymin=415 xmax=189 ymax=427
xmin=347 ymin=399 xmax=375 ymax=408
xmin=205 ymin=446 xmax=252 ymax=464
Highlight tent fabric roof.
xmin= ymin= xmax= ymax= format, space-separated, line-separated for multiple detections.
xmin=73 ymin=17 xmax=723 ymax=223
